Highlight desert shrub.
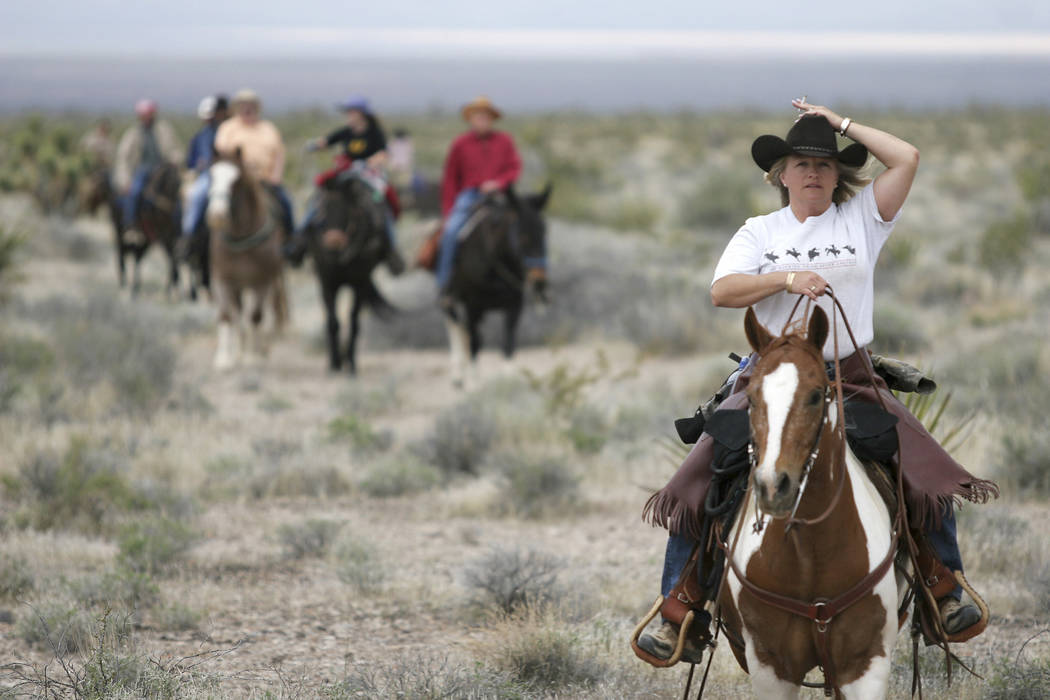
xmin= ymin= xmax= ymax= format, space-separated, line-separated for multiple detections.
xmin=1000 ymin=430 xmax=1050 ymax=497
xmin=66 ymin=567 xmax=159 ymax=611
xmin=358 ymin=455 xmax=443 ymax=498
xmin=978 ymin=213 xmax=1033 ymax=274
xmin=335 ymin=378 xmax=402 ymax=417
xmin=331 ymin=531 xmax=383 ymax=594
xmin=417 ymin=402 xmax=497 ymax=476
xmin=0 ymin=222 xmax=25 ymax=300
xmin=117 ymin=516 xmax=197 ymax=576
xmin=493 ymin=625 xmax=605 ymax=692
xmin=873 ymin=302 xmax=927 ymax=353
xmin=34 ymin=293 xmax=176 ymax=416
xmin=326 ymin=655 xmax=524 ymax=699
xmin=679 ymin=171 xmax=757 ymax=231
xmin=199 ymin=453 xmax=351 ymax=501
xmin=878 ymin=234 xmax=920 ymax=270
xmin=0 ymin=553 xmax=34 ymax=600
xmin=327 ymin=414 xmax=392 ymax=452
xmin=986 ymin=653 xmax=1050 ymax=700
xmin=566 ymin=403 xmax=607 ymax=454
xmin=521 ymin=358 xmax=605 ymax=418
xmin=463 ymin=547 xmax=564 ymax=615
xmin=491 ymin=453 xmax=580 ymax=519
xmin=276 ymin=518 xmax=343 ymax=560
xmin=257 ymin=394 xmax=293 ymax=413
xmin=604 ymin=197 xmax=660 ymax=233
xmin=16 ymin=601 xmax=110 ymax=654
xmin=0 ymin=332 xmax=54 ymax=413
xmin=153 ymin=602 xmax=203 ymax=633
xmin=2 ymin=436 xmax=149 ymax=534
xmin=80 ymin=648 xmax=182 ymax=699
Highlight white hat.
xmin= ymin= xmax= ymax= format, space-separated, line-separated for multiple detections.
xmin=197 ymin=96 xmax=217 ymax=120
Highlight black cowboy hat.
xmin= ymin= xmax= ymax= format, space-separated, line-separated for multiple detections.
xmin=751 ymin=115 xmax=868 ymax=172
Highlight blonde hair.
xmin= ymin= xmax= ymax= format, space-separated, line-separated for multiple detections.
xmin=764 ymin=156 xmax=870 ymax=206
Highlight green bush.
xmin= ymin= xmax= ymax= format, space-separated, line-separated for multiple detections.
xmin=327 ymin=655 xmax=524 ymax=699
xmin=66 ymin=567 xmax=159 ymax=610
xmin=2 ymin=436 xmax=149 ymax=534
xmin=494 ymin=626 xmax=604 ymax=692
xmin=679 ymin=171 xmax=758 ymax=231
xmin=0 ymin=552 xmax=34 ymax=600
xmin=566 ymin=404 xmax=607 ymax=454
xmin=117 ymin=517 xmax=197 ymax=576
xmin=417 ymin=402 xmax=497 ymax=476
xmin=327 ymin=414 xmax=392 ymax=452
xmin=603 ymin=198 xmax=660 ymax=232
xmin=986 ymin=655 xmax=1050 ymax=700
xmin=331 ymin=531 xmax=383 ymax=594
xmin=492 ymin=453 xmax=580 ymax=519
xmin=16 ymin=600 xmax=110 ymax=654
xmin=1000 ymin=430 xmax=1050 ymax=497
xmin=463 ymin=547 xmax=564 ymax=615
xmin=35 ymin=293 xmax=176 ymax=416
xmin=358 ymin=455 xmax=443 ymax=498
xmin=277 ymin=518 xmax=343 ymax=560
xmin=978 ymin=213 xmax=1033 ymax=274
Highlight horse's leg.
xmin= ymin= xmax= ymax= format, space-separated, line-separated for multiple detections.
xmin=114 ymin=230 xmax=127 ymax=288
xmin=502 ymin=303 xmax=522 ymax=359
xmin=321 ymin=280 xmax=341 ymax=372
xmin=741 ymin=639 xmax=800 ymax=700
xmin=166 ymin=239 xmax=180 ymax=300
xmin=347 ymin=286 xmax=363 ymax=376
xmin=245 ymin=285 xmax=269 ymax=364
xmin=213 ymin=281 xmax=238 ymax=371
xmin=131 ymin=247 xmax=144 ymax=297
xmin=443 ymin=314 xmax=470 ymax=389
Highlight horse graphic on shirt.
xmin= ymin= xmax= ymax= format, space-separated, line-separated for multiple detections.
xmin=786 ymin=248 xmax=802 ymax=261
xmin=764 ymin=252 xmax=780 ymax=264
xmin=826 ymin=244 xmax=841 ymax=257
xmin=808 ymin=247 xmax=820 ymax=261
xmin=844 ymin=244 xmax=856 ymax=255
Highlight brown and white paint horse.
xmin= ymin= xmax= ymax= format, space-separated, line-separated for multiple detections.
xmin=719 ymin=306 xmax=907 ymax=699
xmin=206 ymin=156 xmax=288 ymax=370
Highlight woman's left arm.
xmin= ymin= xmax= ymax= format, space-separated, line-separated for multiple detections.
xmin=792 ymin=99 xmax=919 ymax=221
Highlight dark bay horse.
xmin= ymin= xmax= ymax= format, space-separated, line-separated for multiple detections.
xmin=443 ymin=185 xmax=551 ymax=387
xmin=307 ymin=174 xmax=394 ymax=374
xmin=718 ymin=307 xmax=907 ymax=699
xmin=83 ymin=165 xmax=183 ymax=296
xmin=206 ymin=157 xmax=289 ymax=370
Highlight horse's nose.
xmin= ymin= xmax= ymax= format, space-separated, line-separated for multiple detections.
xmin=775 ymin=472 xmax=792 ymax=499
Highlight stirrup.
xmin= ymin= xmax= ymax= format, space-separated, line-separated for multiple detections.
xmin=943 ymin=570 xmax=989 ymax=643
xmin=630 ymin=596 xmax=703 ymax=668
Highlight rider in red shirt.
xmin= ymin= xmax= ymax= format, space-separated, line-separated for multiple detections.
xmin=436 ymin=96 xmax=522 ymax=295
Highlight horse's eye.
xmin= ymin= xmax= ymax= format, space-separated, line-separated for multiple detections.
xmin=807 ymin=390 xmax=822 ymax=406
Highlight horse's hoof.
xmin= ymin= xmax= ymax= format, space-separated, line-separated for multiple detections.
xmin=214 ymin=357 xmax=235 ymax=372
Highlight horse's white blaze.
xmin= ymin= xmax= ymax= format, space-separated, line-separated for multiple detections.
xmin=754 ymin=362 xmax=799 ymax=488
xmin=207 ymin=162 xmax=239 ymax=219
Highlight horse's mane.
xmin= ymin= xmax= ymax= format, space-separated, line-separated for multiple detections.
xmin=757 ymin=332 xmax=825 ymax=372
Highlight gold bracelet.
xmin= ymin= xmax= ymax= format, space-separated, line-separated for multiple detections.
xmin=785 ymin=271 xmax=796 ymax=292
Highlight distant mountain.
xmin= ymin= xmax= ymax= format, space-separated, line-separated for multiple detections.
xmin=4 ymin=54 xmax=1050 ymax=114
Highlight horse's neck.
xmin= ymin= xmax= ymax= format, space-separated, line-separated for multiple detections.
xmin=234 ymin=181 xmax=265 ymax=233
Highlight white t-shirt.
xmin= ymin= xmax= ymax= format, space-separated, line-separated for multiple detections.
xmin=712 ymin=183 xmax=899 ymax=360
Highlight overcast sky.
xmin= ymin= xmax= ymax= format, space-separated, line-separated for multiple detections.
xmin=5 ymin=1 xmax=1050 ymax=57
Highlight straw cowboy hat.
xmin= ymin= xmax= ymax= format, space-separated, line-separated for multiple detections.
xmin=231 ymin=88 xmax=261 ymax=107
xmin=751 ymin=114 xmax=867 ymax=172
xmin=461 ymin=96 xmax=502 ymax=121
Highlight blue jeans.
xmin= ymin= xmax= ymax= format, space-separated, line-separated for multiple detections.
xmin=436 ymin=188 xmax=482 ymax=289
xmin=181 ymin=170 xmax=210 ymax=237
xmin=122 ymin=167 xmax=151 ymax=229
xmin=660 ymin=507 xmax=965 ymax=602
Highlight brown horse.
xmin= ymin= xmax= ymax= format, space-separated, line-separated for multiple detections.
xmin=82 ymin=165 xmax=183 ymax=296
xmin=718 ymin=306 xmax=907 ymax=699
xmin=205 ymin=157 xmax=288 ymax=370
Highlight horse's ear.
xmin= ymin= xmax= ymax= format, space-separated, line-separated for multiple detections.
xmin=807 ymin=306 xmax=829 ymax=352
xmin=744 ymin=307 xmax=773 ymax=353
xmin=526 ymin=182 xmax=552 ymax=211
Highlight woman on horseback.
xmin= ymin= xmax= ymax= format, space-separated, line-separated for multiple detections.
xmin=638 ymin=99 xmax=995 ymax=662
xmin=289 ymin=95 xmax=405 ymax=274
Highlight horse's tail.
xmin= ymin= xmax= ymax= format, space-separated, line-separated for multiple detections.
xmin=272 ymin=269 xmax=290 ymax=333
xmin=356 ymin=277 xmax=397 ymax=320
